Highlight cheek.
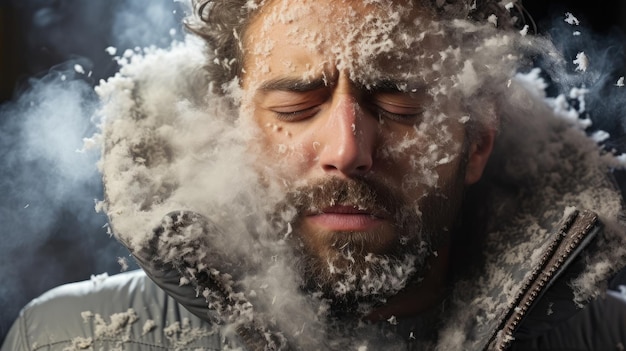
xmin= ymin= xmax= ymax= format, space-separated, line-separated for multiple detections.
xmin=253 ymin=121 xmax=320 ymax=182
xmin=376 ymin=120 xmax=465 ymax=191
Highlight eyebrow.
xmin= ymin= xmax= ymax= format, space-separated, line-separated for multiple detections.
xmin=258 ymin=77 xmax=329 ymax=92
xmin=257 ymin=76 xmax=426 ymax=94
xmin=363 ymin=80 xmax=426 ymax=93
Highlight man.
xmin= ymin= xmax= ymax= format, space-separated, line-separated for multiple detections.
xmin=3 ymin=0 xmax=626 ymax=350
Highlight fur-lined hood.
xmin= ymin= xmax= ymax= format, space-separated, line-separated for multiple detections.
xmin=96 ymin=36 xmax=626 ymax=350
xmin=435 ymin=66 xmax=626 ymax=349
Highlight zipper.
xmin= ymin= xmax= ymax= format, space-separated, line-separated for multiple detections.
xmin=485 ymin=209 xmax=601 ymax=351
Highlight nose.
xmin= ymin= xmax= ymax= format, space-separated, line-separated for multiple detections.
xmin=317 ymin=93 xmax=375 ymax=176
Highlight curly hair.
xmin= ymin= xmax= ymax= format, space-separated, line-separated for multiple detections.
xmin=184 ymin=0 xmax=528 ymax=94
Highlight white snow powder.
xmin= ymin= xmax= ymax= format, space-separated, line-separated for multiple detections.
xmin=519 ymin=25 xmax=529 ymax=36
xmin=90 ymin=273 xmax=109 ymax=285
xmin=105 ymin=46 xmax=117 ymax=56
xmin=117 ymin=257 xmax=129 ymax=272
xmin=69 ymin=336 xmax=93 ymax=349
xmin=74 ymin=64 xmax=85 ymax=75
xmin=573 ymin=52 xmax=589 ymax=72
xmin=591 ymin=130 xmax=610 ymax=143
xmin=564 ymin=12 xmax=580 ymax=26
xmin=142 ymin=319 xmax=156 ymax=335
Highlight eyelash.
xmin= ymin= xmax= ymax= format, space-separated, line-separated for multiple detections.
xmin=271 ymin=103 xmax=423 ymax=123
xmin=371 ymin=105 xmax=424 ymax=124
xmin=273 ymin=105 xmax=320 ymax=121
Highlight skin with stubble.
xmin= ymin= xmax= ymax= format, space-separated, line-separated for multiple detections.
xmin=239 ymin=0 xmax=495 ymax=318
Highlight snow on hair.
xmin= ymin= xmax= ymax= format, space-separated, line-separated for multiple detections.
xmin=184 ymin=0 xmax=522 ymax=95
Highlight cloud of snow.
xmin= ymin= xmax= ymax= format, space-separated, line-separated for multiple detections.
xmin=0 ymin=70 xmax=108 ymax=308
xmin=0 ymin=0 xmax=187 ymax=341
xmin=97 ymin=1 xmax=618 ymax=347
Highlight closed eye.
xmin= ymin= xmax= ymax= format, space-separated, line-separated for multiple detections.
xmin=272 ymin=105 xmax=322 ymax=122
xmin=363 ymin=83 xmax=429 ymax=124
xmin=375 ymin=106 xmax=424 ymax=123
xmin=368 ymin=99 xmax=425 ymax=124
xmin=259 ymin=83 xmax=330 ymax=122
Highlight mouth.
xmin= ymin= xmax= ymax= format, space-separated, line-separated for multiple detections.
xmin=305 ymin=205 xmax=387 ymax=232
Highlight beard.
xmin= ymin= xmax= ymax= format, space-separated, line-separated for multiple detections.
xmin=275 ymin=173 xmax=466 ymax=304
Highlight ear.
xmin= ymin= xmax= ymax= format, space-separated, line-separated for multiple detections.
xmin=464 ymin=127 xmax=496 ymax=185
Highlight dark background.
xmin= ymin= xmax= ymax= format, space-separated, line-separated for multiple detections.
xmin=0 ymin=0 xmax=625 ymax=345
xmin=0 ymin=0 xmax=185 ymax=344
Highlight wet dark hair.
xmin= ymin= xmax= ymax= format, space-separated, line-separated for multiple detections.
xmin=184 ymin=0 xmax=530 ymax=95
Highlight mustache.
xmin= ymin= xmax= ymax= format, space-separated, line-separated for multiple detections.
xmin=284 ymin=176 xmax=405 ymax=222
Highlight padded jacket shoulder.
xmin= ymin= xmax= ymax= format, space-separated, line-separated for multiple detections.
xmin=1 ymin=270 xmax=221 ymax=351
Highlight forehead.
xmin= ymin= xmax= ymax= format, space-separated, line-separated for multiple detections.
xmin=243 ymin=0 xmax=448 ymax=87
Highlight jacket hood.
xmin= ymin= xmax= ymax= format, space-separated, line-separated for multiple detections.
xmin=435 ymin=67 xmax=626 ymax=349
xmin=96 ymin=34 xmax=626 ymax=350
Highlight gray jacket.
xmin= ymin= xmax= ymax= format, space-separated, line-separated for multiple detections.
xmin=1 ymin=270 xmax=221 ymax=351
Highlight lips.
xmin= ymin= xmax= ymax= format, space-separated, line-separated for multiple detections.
xmin=305 ymin=205 xmax=386 ymax=231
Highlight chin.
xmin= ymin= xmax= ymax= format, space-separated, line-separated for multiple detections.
xmin=308 ymin=225 xmax=399 ymax=256
xmin=295 ymin=228 xmax=431 ymax=303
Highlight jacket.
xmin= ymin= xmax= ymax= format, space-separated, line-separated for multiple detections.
xmin=1 ymin=270 xmax=221 ymax=351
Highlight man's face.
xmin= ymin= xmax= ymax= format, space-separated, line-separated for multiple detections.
xmin=240 ymin=0 xmax=492 ymax=299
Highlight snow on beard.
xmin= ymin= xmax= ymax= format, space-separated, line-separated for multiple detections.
xmin=270 ymin=175 xmax=467 ymax=303
xmin=237 ymin=0 xmax=519 ymax=302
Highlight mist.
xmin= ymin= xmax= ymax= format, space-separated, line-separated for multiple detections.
xmin=0 ymin=0 xmax=185 ymax=342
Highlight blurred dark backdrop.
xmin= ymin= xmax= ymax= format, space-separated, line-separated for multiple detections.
xmin=0 ymin=0 xmax=625 ymax=346
xmin=0 ymin=0 xmax=184 ymax=344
